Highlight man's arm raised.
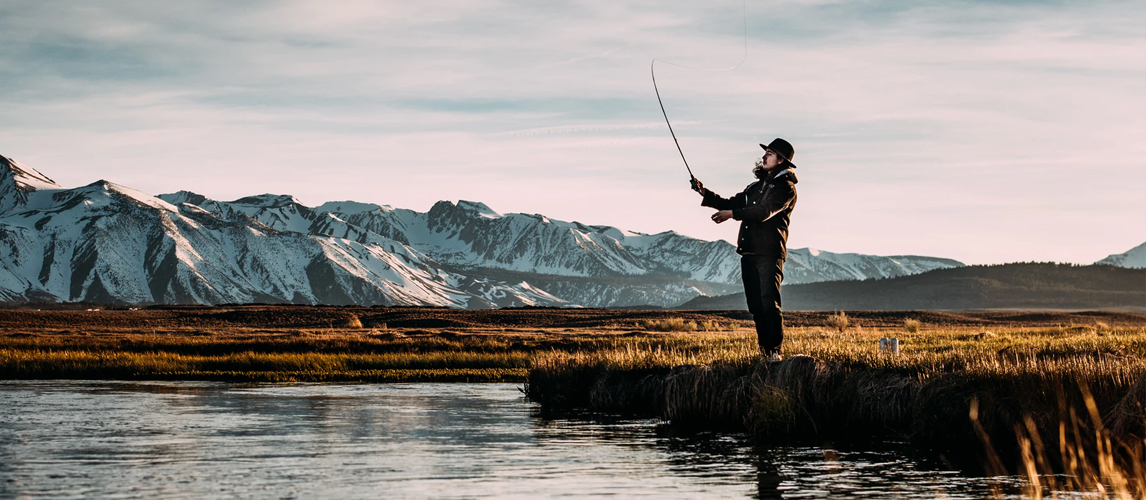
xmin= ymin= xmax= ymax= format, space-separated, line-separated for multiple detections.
xmin=694 ymin=179 xmax=746 ymax=211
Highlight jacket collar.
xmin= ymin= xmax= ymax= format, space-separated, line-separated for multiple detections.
xmin=769 ymin=168 xmax=798 ymax=184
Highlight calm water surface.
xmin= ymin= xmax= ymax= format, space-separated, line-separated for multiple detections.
xmin=0 ymin=381 xmax=1023 ymax=499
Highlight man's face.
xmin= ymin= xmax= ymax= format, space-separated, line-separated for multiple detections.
xmin=760 ymin=149 xmax=782 ymax=170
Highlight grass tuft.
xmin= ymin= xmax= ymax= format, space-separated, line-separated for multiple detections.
xmin=638 ymin=318 xmax=698 ymax=332
xmin=346 ymin=315 xmax=363 ymax=329
xmin=825 ymin=311 xmax=849 ymax=332
xmin=903 ymin=318 xmax=921 ymax=333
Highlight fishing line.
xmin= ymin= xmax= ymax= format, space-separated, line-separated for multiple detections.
xmin=651 ymin=0 xmax=748 ymax=180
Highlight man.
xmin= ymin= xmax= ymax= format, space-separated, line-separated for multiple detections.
xmin=691 ymin=138 xmax=798 ymax=361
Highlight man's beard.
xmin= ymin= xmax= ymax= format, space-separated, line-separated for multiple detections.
xmin=753 ymin=165 xmax=767 ymax=179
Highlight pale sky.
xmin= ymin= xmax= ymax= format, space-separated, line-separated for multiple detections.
xmin=1 ymin=0 xmax=1143 ymax=265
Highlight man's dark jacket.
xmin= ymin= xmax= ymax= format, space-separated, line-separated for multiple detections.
xmin=700 ymin=168 xmax=798 ymax=259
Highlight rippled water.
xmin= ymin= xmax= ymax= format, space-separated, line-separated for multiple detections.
xmin=0 ymin=381 xmax=1024 ymax=499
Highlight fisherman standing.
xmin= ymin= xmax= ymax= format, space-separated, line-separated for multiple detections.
xmin=691 ymin=138 xmax=798 ymax=362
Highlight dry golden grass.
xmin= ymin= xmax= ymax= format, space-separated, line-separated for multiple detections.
xmin=634 ymin=317 xmax=740 ymax=333
xmin=974 ymin=387 xmax=1146 ymax=499
xmin=525 ymin=323 xmax=1146 ymax=497
xmin=0 ymin=349 xmax=530 ymax=372
xmin=5 ymin=319 xmax=1143 ymax=386
xmin=638 ymin=317 xmax=698 ymax=332
xmin=0 ymin=328 xmax=553 ymax=382
xmin=346 ymin=315 xmax=364 ymax=329
xmin=533 ymin=324 xmax=1146 ymax=380
xmin=825 ymin=311 xmax=850 ymax=332
xmin=903 ymin=318 xmax=921 ymax=333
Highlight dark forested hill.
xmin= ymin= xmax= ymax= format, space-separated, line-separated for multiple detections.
xmin=677 ymin=263 xmax=1146 ymax=311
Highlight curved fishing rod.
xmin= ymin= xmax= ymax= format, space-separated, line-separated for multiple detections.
xmin=651 ymin=0 xmax=748 ymax=182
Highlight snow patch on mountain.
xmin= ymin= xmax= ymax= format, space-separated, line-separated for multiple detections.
xmin=1096 ymin=242 xmax=1146 ymax=269
xmin=456 ymin=200 xmax=501 ymax=219
xmin=0 ymin=155 xmax=61 ymax=191
xmin=0 ymin=154 xmax=64 ymax=215
xmin=786 ymin=248 xmax=964 ymax=283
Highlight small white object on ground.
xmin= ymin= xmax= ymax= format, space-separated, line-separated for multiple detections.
xmin=879 ymin=338 xmax=900 ymax=354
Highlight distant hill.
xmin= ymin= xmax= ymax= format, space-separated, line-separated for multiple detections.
xmin=677 ymin=263 xmax=1146 ymax=311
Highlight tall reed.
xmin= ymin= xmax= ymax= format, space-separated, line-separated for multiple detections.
xmin=973 ymin=385 xmax=1145 ymax=499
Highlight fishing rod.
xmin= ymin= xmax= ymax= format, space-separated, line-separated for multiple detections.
xmin=650 ymin=0 xmax=748 ymax=185
xmin=651 ymin=63 xmax=695 ymax=180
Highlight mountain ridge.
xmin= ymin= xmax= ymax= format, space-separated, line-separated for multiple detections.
xmin=0 ymin=153 xmax=992 ymax=308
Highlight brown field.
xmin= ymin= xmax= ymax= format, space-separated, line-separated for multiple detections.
xmin=1 ymin=306 xmax=1141 ymax=382
xmin=4 ymin=304 xmax=1143 ymax=329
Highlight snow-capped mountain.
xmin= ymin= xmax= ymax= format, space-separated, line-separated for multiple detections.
xmin=0 ymin=154 xmax=966 ymax=308
xmin=1096 ymin=242 xmax=1146 ymax=269
xmin=0 ymin=156 xmax=563 ymax=308
xmin=785 ymin=248 xmax=964 ymax=283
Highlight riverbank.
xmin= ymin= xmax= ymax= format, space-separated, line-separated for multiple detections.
xmin=3 ymin=306 xmax=1143 ymax=493
xmin=525 ymin=317 xmax=1146 ymax=495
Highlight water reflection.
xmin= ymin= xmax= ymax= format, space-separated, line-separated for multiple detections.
xmin=0 ymin=382 xmax=1023 ymax=499
xmin=538 ymin=413 xmax=1024 ymax=499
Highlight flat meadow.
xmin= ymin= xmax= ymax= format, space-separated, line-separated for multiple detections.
xmin=2 ymin=306 xmax=1139 ymax=385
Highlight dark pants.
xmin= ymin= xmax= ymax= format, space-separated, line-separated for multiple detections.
xmin=741 ymin=255 xmax=785 ymax=354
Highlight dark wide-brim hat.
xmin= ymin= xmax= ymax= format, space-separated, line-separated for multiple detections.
xmin=760 ymin=138 xmax=796 ymax=168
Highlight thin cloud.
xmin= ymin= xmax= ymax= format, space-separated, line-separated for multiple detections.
xmin=495 ymin=120 xmax=717 ymax=138
xmin=0 ymin=0 xmax=1142 ymax=264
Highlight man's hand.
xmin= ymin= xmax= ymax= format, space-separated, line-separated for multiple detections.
xmin=690 ymin=176 xmax=705 ymax=194
xmin=710 ymin=210 xmax=733 ymax=224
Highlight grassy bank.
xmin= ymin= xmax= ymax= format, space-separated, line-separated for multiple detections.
xmin=0 ymin=308 xmax=749 ymax=382
xmin=526 ymin=318 xmax=1146 ymax=495
xmin=0 ymin=348 xmax=531 ymax=382
xmin=528 ymin=324 xmax=1146 ymax=444
xmin=0 ymin=331 xmax=581 ymax=382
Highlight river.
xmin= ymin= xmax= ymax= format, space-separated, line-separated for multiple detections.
xmin=0 ymin=381 xmax=1024 ymax=499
